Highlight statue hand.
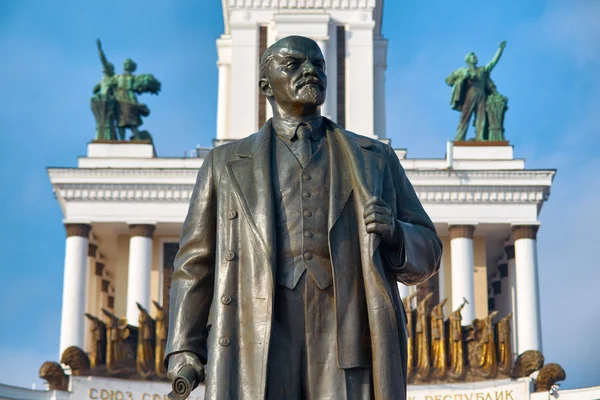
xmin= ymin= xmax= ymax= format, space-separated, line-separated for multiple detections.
xmin=96 ymin=39 xmax=102 ymax=49
xmin=499 ymin=40 xmax=507 ymax=50
xmin=363 ymin=196 xmax=399 ymax=247
xmin=167 ymin=351 xmax=205 ymax=384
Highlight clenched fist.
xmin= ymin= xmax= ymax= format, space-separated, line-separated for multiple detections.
xmin=363 ymin=196 xmax=399 ymax=247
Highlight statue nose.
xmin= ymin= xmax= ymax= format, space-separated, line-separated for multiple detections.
xmin=302 ymin=62 xmax=317 ymax=76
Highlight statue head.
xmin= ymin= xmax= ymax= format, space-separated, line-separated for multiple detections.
xmin=465 ymin=52 xmax=478 ymax=67
xmin=259 ymin=35 xmax=327 ymax=117
xmin=104 ymin=62 xmax=115 ymax=76
xmin=123 ymin=58 xmax=137 ymax=73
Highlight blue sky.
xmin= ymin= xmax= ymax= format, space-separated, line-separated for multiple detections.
xmin=1 ymin=0 xmax=599 ymax=392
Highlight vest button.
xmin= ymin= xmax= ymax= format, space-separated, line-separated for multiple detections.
xmin=227 ymin=210 xmax=237 ymax=220
xmin=219 ymin=336 xmax=231 ymax=347
xmin=304 ymin=231 xmax=313 ymax=238
xmin=225 ymin=251 xmax=235 ymax=261
xmin=303 ymin=174 xmax=312 ymax=181
xmin=303 ymin=191 xmax=311 ymax=198
xmin=221 ymin=295 xmax=232 ymax=305
xmin=303 ymin=210 xmax=313 ymax=217
xmin=303 ymin=251 xmax=313 ymax=260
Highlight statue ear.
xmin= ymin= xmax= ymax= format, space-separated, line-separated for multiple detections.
xmin=259 ymin=78 xmax=273 ymax=98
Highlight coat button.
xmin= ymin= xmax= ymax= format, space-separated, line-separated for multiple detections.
xmin=302 ymin=174 xmax=312 ymax=181
xmin=303 ymin=251 xmax=313 ymax=260
xmin=304 ymin=231 xmax=313 ymax=238
xmin=219 ymin=336 xmax=230 ymax=347
xmin=227 ymin=210 xmax=237 ymax=220
xmin=225 ymin=251 xmax=235 ymax=261
xmin=221 ymin=295 xmax=232 ymax=305
xmin=303 ymin=191 xmax=311 ymax=198
xmin=303 ymin=210 xmax=312 ymax=217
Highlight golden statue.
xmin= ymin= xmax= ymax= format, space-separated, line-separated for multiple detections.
xmin=136 ymin=303 xmax=156 ymax=378
xmin=85 ymin=313 xmax=107 ymax=368
xmin=39 ymin=362 xmax=69 ymax=391
xmin=415 ymin=292 xmax=433 ymax=381
xmin=153 ymin=300 xmax=168 ymax=377
xmin=430 ymin=298 xmax=448 ymax=379
xmin=471 ymin=311 xmax=499 ymax=379
xmin=60 ymin=346 xmax=91 ymax=376
xmin=402 ymin=292 xmax=417 ymax=380
xmin=448 ymin=298 xmax=468 ymax=380
xmin=102 ymin=309 xmax=135 ymax=373
xmin=498 ymin=313 xmax=513 ymax=375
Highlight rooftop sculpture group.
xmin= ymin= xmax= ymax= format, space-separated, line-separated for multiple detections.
xmin=91 ymin=39 xmax=161 ymax=142
xmin=446 ymin=41 xmax=509 ymax=142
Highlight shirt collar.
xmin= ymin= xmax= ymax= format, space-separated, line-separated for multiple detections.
xmin=272 ymin=116 xmax=324 ymax=141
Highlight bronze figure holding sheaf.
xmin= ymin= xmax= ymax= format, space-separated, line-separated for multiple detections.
xmin=91 ymin=39 xmax=161 ymax=142
xmin=164 ymin=35 xmax=442 ymax=399
xmin=446 ymin=41 xmax=508 ymax=142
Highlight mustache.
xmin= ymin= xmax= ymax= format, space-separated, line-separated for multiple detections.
xmin=295 ymin=77 xmax=324 ymax=90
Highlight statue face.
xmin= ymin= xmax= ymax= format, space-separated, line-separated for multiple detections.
xmin=264 ymin=36 xmax=327 ymax=113
xmin=465 ymin=52 xmax=478 ymax=66
xmin=123 ymin=58 xmax=137 ymax=73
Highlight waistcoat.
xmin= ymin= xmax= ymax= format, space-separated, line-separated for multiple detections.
xmin=271 ymin=131 xmax=333 ymax=290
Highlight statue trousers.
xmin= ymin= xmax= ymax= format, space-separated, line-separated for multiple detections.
xmin=266 ymin=271 xmax=373 ymax=400
xmin=456 ymin=87 xmax=487 ymax=141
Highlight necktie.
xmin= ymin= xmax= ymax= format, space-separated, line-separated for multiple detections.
xmin=293 ymin=123 xmax=312 ymax=168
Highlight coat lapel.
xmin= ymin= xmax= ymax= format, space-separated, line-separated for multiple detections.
xmin=226 ymin=120 xmax=275 ymax=264
xmin=326 ymin=119 xmax=386 ymax=255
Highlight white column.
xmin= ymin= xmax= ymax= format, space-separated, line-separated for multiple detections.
xmin=229 ymin=22 xmax=259 ymax=139
xmin=84 ymin=243 xmax=98 ymax=352
xmin=505 ymin=244 xmax=518 ymax=358
xmin=449 ymin=225 xmax=476 ymax=325
xmin=438 ymin=256 xmax=445 ymax=302
xmin=373 ymin=37 xmax=387 ymax=139
xmin=126 ymin=224 xmax=155 ymax=326
xmin=59 ymin=224 xmax=91 ymax=357
xmin=345 ymin=22 xmax=375 ymax=137
xmin=513 ymin=225 xmax=542 ymax=354
xmin=265 ymin=25 xmax=277 ymax=122
xmin=216 ymin=37 xmax=231 ymax=141
xmin=325 ymin=23 xmax=337 ymax=123
xmin=397 ymin=283 xmax=410 ymax=299
xmin=497 ymin=262 xmax=509 ymax=318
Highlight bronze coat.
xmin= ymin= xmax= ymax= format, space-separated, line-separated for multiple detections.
xmin=165 ymin=118 xmax=442 ymax=400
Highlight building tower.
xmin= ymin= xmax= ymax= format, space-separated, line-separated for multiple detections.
xmin=215 ymin=0 xmax=388 ymax=140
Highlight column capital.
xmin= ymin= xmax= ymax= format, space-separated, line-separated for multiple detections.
xmin=492 ymin=280 xmax=501 ymax=295
xmin=498 ymin=263 xmax=508 ymax=278
xmin=65 ymin=223 xmax=91 ymax=238
xmin=129 ymin=224 xmax=156 ymax=238
xmin=504 ymin=244 xmax=515 ymax=260
xmin=88 ymin=243 xmax=98 ymax=258
xmin=512 ymin=225 xmax=539 ymax=241
xmin=449 ymin=224 xmax=475 ymax=240
xmin=95 ymin=262 xmax=105 ymax=277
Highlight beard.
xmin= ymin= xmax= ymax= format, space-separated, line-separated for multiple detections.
xmin=296 ymin=84 xmax=325 ymax=106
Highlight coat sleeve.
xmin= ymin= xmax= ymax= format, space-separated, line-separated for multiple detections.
xmin=164 ymin=150 xmax=217 ymax=365
xmin=381 ymin=144 xmax=443 ymax=286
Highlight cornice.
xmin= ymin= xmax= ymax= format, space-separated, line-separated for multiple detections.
xmin=54 ymin=184 xmax=193 ymax=202
xmin=52 ymin=183 xmax=550 ymax=204
xmin=415 ymin=186 xmax=549 ymax=204
xmin=227 ymin=0 xmax=376 ymax=9
xmin=47 ymin=167 xmax=556 ymax=183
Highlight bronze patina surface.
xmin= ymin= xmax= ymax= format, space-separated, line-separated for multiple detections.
xmin=164 ymin=35 xmax=442 ymax=400
xmin=446 ymin=41 xmax=508 ymax=142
